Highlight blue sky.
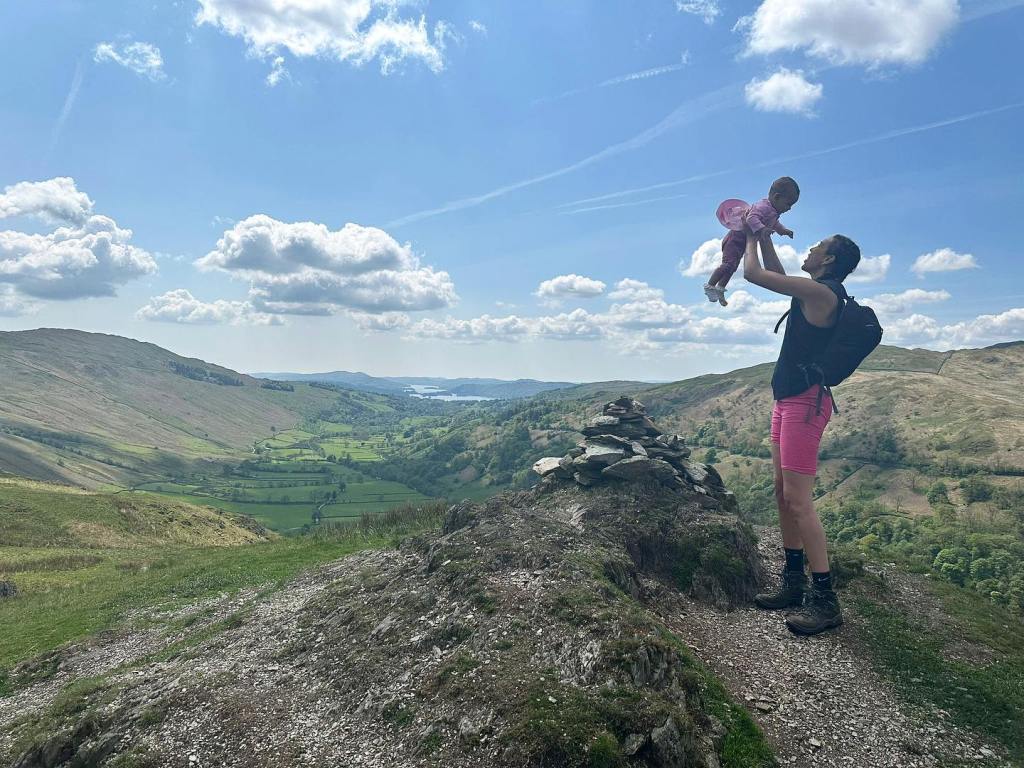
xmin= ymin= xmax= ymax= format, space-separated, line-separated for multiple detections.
xmin=1 ymin=0 xmax=1023 ymax=381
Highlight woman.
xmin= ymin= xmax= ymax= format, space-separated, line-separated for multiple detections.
xmin=742 ymin=225 xmax=861 ymax=636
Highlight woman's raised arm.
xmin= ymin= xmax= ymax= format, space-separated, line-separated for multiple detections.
xmin=759 ymin=231 xmax=787 ymax=275
xmin=743 ymin=231 xmax=837 ymax=315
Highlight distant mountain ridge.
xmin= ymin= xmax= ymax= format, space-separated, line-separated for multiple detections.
xmin=251 ymin=370 xmax=581 ymax=399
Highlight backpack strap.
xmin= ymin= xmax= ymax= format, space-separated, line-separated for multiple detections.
xmin=773 ymin=310 xmax=790 ymax=334
xmin=797 ymin=364 xmax=841 ymax=419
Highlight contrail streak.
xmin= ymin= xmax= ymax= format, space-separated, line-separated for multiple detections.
xmin=48 ymin=60 xmax=85 ymax=158
xmin=556 ymin=101 xmax=1024 ymax=212
xmin=560 ymin=192 xmax=690 ymax=215
xmin=534 ymin=52 xmax=691 ymax=106
xmin=388 ymin=83 xmax=739 ymax=227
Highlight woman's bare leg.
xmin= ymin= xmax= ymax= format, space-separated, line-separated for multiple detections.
xmin=781 ymin=469 xmax=829 ymax=573
xmin=771 ymin=444 xmax=803 ymax=550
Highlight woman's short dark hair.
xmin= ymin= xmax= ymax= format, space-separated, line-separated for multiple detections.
xmin=825 ymin=234 xmax=861 ymax=281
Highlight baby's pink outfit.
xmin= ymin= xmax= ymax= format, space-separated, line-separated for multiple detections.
xmin=711 ymin=198 xmax=788 ymax=285
xmin=743 ymin=198 xmax=789 ymax=238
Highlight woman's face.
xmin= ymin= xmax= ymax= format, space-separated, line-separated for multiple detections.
xmin=802 ymin=238 xmax=834 ymax=274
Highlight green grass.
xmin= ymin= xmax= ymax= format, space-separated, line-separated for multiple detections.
xmin=854 ymin=585 xmax=1024 ymax=765
xmin=0 ymin=500 xmax=447 ymax=691
xmin=0 ymin=478 xmax=265 ymax=549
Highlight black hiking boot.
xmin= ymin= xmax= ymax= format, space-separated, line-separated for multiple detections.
xmin=754 ymin=570 xmax=806 ymax=610
xmin=785 ymin=586 xmax=843 ymax=636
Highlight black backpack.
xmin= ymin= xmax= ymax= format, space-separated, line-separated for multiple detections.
xmin=773 ymin=278 xmax=883 ymax=413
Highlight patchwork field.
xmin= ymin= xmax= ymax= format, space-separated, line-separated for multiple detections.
xmin=130 ymin=423 xmax=428 ymax=531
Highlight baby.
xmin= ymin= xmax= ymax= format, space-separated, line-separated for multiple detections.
xmin=704 ymin=176 xmax=799 ymax=306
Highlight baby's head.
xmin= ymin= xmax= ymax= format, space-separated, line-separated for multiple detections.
xmin=768 ymin=176 xmax=800 ymax=214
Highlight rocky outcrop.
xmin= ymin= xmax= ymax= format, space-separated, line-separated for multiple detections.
xmin=2 ymin=438 xmax=768 ymax=768
xmin=532 ymin=397 xmax=736 ymax=513
xmin=0 ymin=580 xmax=16 ymax=599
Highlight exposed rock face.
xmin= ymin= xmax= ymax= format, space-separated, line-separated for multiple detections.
xmin=533 ymin=397 xmax=736 ymax=513
xmin=3 ymin=419 xmax=766 ymax=768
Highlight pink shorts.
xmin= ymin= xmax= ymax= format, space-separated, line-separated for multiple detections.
xmin=770 ymin=385 xmax=832 ymax=476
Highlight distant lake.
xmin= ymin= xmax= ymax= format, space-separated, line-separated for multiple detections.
xmin=405 ymin=385 xmax=493 ymax=402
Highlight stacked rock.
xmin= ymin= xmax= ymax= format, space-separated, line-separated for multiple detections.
xmin=532 ymin=396 xmax=733 ymax=504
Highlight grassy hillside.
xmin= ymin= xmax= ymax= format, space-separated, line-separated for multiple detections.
xmin=0 ymin=474 xmax=447 ymax=687
xmin=629 ymin=343 xmax=1024 ymax=474
xmin=0 ymin=329 xmax=342 ymax=488
xmin=0 ymin=477 xmax=269 ymax=550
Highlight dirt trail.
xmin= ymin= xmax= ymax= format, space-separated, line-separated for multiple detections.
xmin=655 ymin=527 xmax=1010 ymax=768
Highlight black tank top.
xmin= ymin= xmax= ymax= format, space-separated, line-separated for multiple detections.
xmin=771 ymin=282 xmax=842 ymax=401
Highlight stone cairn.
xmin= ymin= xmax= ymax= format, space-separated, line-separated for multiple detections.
xmin=532 ymin=396 xmax=734 ymax=505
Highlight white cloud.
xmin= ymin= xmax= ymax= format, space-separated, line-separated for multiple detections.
xmin=94 ymin=41 xmax=167 ymax=81
xmin=469 ymin=20 xmax=487 ymax=35
xmin=348 ymin=310 xmax=410 ymax=331
xmin=772 ymin=243 xmax=806 ymax=272
xmin=0 ymin=177 xmax=156 ymax=300
xmin=406 ymin=314 xmax=533 ymax=342
xmin=846 ymin=253 xmax=890 ymax=284
xmin=0 ymin=177 xmax=93 ymax=225
xmin=882 ymin=307 xmax=1024 ymax=349
xmin=881 ymin=312 xmax=943 ymax=345
xmin=195 ymin=0 xmax=451 ymax=75
xmin=0 ymin=285 xmax=39 ymax=317
xmin=405 ymin=307 xmax=608 ymax=344
xmin=533 ymin=308 xmax=607 ymax=340
xmin=911 ymin=247 xmax=978 ymax=276
xmin=606 ymin=297 xmax=692 ymax=330
xmin=676 ymin=0 xmax=721 ymax=24
xmin=863 ymin=288 xmax=950 ymax=314
xmin=378 ymin=265 xmax=983 ymax=355
xmin=197 ymin=214 xmax=457 ymax=315
xmin=608 ymin=278 xmax=664 ymax=302
xmin=741 ymin=0 xmax=959 ymax=67
xmin=679 ymin=238 xmax=724 ymax=278
xmin=137 ymin=289 xmax=282 ymax=325
xmin=943 ymin=308 xmax=1024 ymax=347
xmin=535 ymin=274 xmax=606 ymax=300
xmin=745 ymin=68 xmax=823 ymax=115
xmin=266 ymin=56 xmax=290 ymax=87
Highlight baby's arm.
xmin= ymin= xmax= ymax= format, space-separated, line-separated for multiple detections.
xmin=773 ymin=220 xmax=794 ymax=238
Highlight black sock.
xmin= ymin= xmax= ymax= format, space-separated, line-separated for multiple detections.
xmin=811 ymin=571 xmax=833 ymax=590
xmin=784 ymin=547 xmax=805 ymax=573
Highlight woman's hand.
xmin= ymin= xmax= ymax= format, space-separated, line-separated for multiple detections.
xmin=740 ymin=209 xmax=755 ymax=235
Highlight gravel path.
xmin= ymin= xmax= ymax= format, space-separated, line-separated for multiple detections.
xmin=654 ymin=527 xmax=1011 ymax=768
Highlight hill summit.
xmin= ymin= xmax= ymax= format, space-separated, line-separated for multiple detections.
xmin=2 ymin=402 xmax=768 ymax=768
